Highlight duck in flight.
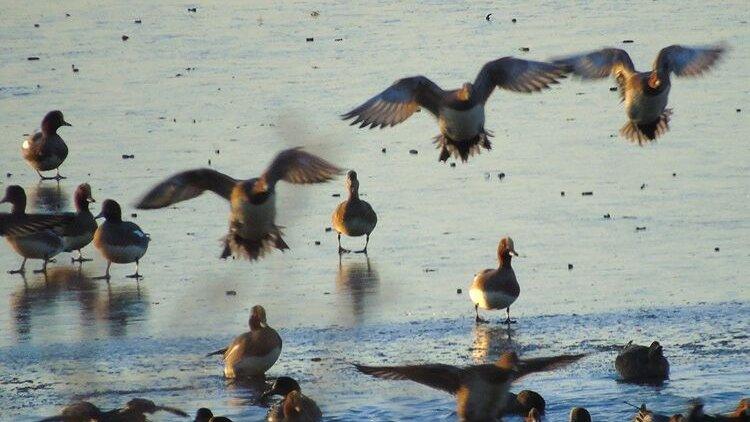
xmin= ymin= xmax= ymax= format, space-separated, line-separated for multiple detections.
xmin=342 ymin=56 xmax=567 ymax=163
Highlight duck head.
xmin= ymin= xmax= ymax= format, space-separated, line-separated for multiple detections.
xmin=458 ymin=82 xmax=473 ymax=101
xmin=569 ymin=407 xmax=591 ymax=422
xmin=95 ymin=199 xmax=122 ymax=222
xmin=249 ymin=305 xmax=268 ymax=330
xmin=496 ymin=351 xmax=520 ymax=371
xmin=41 ymin=110 xmax=72 ymax=134
xmin=194 ymin=408 xmax=214 ymax=422
xmin=648 ymin=341 xmax=663 ymax=360
xmin=0 ymin=185 xmax=27 ymax=214
xmin=74 ymin=183 xmax=95 ymax=211
xmin=346 ymin=170 xmax=359 ymax=198
xmin=261 ymin=376 xmax=301 ymax=400
xmin=497 ymin=237 xmax=519 ymax=267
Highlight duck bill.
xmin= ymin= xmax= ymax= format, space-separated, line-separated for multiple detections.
xmin=87 ymin=196 xmax=96 ymax=203
xmin=509 ymin=250 xmax=519 ymax=257
xmin=62 ymin=120 xmax=72 ymax=127
xmin=259 ymin=388 xmax=278 ymax=401
xmin=94 ymin=212 xmax=104 ymax=220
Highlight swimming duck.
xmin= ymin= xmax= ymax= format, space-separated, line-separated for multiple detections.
xmin=331 ymin=170 xmax=377 ymax=254
xmin=262 ymin=377 xmax=322 ymax=422
xmin=22 ymin=110 xmax=71 ymax=180
xmin=342 ymin=57 xmax=566 ymax=162
xmin=571 ymin=407 xmax=593 ymax=422
xmin=58 ymin=183 xmax=97 ymax=262
xmin=1 ymin=185 xmax=69 ymax=274
xmin=354 ymin=351 xmax=584 ymax=422
xmin=552 ymin=43 xmax=725 ymax=144
xmin=39 ymin=400 xmax=104 ymax=421
xmin=92 ymin=199 xmax=150 ymax=280
xmin=136 ymin=147 xmax=341 ymax=260
xmin=109 ymin=397 xmax=188 ymax=420
xmin=505 ymin=390 xmax=546 ymax=416
xmin=615 ymin=341 xmax=669 ymax=382
xmin=195 ymin=408 xmax=234 ymax=422
xmin=207 ymin=305 xmax=282 ymax=378
xmin=469 ymin=237 xmax=520 ymax=324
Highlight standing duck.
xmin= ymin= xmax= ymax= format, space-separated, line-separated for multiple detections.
xmin=92 ymin=199 xmax=150 ymax=280
xmin=22 ymin=110 xmax=71 ymax=180
xmin=553 ymin=43 xmax=725 ymax=144
xmin=58 ymin=183 xmax=97 ymax=262
xmin=262 ymin=377 xmax=322 ymax=422
xmin=136 ymin=147 xmax=341 ymax=260
xmin=206 ymin=305 xmax=282 ymax=378
xmin=1 ymin=185 xmax=70 ymax=274
xmin=469 ymin=237 xmax=520 ymax=324
xmin=355 ymin=351 xmax=584 ymax=422
xmin=331 ymin=170 xmax=377 ymax=254
xmin=342 ymin=56 xmax=566 ymax=162
xmin=615 ymin=341 xmax=670 ymax=382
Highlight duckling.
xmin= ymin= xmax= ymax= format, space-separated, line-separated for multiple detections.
xmin=92 ymin=199 xmax=150 ymax=280
xmin=58 ymin=183 xmax=97 ymax=262
xmin=1 ymin=185 xmax=69 ymax=274
xmin=136 ymin=147 xmax=341 ymax=260
xmin=207 ymin=305 xmax=282 ymax=378
xmin=342 ymin=56 xmax=566 ymax=162
xmin=332 ymin=170 xmax=377 ymax=254
xmin=553 ymin=43 xmax=725 ymax=144
xmin=571 ymin=407 xmax=592 ymax=422
xmin=615 ymin=341 xmax=669 ymax=382
xmin=355 ymin=351 xmax=585 ymax=422
xmin=262 ymin=377 xmax=322 ymax=422
xmin=22 ymin=110 xmax=71 ymax=180
xmin=469 ymin=237 xmax=520 ymax=324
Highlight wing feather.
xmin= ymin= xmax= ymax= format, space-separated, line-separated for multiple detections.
xmin=262 ymin=147 xmax=341 ymax=188
xmin=135 ymin=168 xmax=237 ymax=209
xmin=472 ymin=57 xmax=567 ymax=103
xmin=653 ymin=44 xmax=726 ymax=77
xmin=354 ymin=363 xmax=462 ymax=394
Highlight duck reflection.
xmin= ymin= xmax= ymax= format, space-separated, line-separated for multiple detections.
xmin=225 ymin=376 xmax=269 ymax=408
xmin=471 ymin=323 xmax=518 ymax=363
xmin=27 ymin=181 xmax=69 ymax=212
xmin=10 ymin=267 xmax=148 ymax=341
xmin=335 ymin=257 xmax=380 ymax=326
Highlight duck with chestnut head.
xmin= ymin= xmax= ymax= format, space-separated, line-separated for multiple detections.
xmin=57 ymin=183 xmax=97 ymax=262
xmin=92 ymin=199 xmax=150 ymax=280
xmin=469 ymin=237 xmax=520 ymax=324
xmin=332 ymin=170 xmax=377 ymax=254
xmin=22 ymin=110 xmax=72 ymax=181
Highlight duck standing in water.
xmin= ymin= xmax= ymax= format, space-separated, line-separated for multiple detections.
xmin=261 ymin=377 xmax=322 ymax=422
xmin=342 ymin=56 xmax=566 ymax=162
xmin=553 ymin=43 xmax=725 ymax=144
xmin=1 ymin=185 xmax=71 ymax=274
xmin=355 ymin=351 xmax=584 ymax=422
xmin=332 ymin=170 xmax=377 ymax=254
xmin=615 ymin=340 xmax=669 ymax=382
xmin=22 ymin=110 xmax=72 ymax=180
xmin=136 ymin=147 xmax=341 ymax=260
xmin=206 ymin=305 xmax=282 ymax=378
xmin=469 ymin=237 xmax=520 ymax=324
xmin=58 ymin=183 xmax=97 ymax=262
xmin=92 ymin=199 xmax=150 ymax=280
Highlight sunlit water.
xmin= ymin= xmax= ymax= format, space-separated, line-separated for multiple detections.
xmin=1 ymin=0 xmax=748 ymax=420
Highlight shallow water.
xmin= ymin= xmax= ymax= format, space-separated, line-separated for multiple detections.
xmin=1 ymin=0 xmax=749 ymax=421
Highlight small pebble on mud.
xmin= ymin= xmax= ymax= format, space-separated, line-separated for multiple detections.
xmin=121 ymin=35 xmax=129 ymax=41
xmin=603 ymin=213 xmax=611 ymax=219
xmin=306 ymin=37 xmax=314 ymax=42
xmin=409 ymin=149 xmax=418 ymax=155
xmin=325 ymin=227 xmax=332 ymax=232
xmin=636 ymin=226 xmax=647 ymax=231
xmin=582 ymin=191 xmax=593 ymax=196
xmin=568 ymin=264 xmax=574 ymax=270
xmin=131 ymin=213 xmax=137 ymax=218
xmin=560 ymin=191 xmax=565 ymax=196
xmin=226 ymin=290 xmax=237 ymax=296
xmin=456 ymin=288 xmax=462 ymax=294
xmin=714 ymin=247 xmax=720 ymax=252
xmin=610 ymin=87 xmax=618 ymax=91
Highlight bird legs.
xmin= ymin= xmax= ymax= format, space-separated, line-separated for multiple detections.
xmin=125 ymin=260 xmax=143 ymax=279
xmin=354 ymin=234 xmax=370 ymax=254
xmin=475 ymin=304 xmax=489 ymax=324
xmin=503 ymin=307 xmax=517 ymax=325
xmin=337 ymin=233 xmax=351 ymax=255
xmin=37 ymin=169 xmax=66 ymax=181
xmin=8 ymin=258 xmax=27 ymax=274
xmin=92 ymin=262 xmax=112 ymax=281
xmin=71 ymin=249 xmax=93 ymax=263
xmin=32 ymin=257 xmax=54 ymax=274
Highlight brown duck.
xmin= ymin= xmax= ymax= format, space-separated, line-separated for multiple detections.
xmin=615 ymin=340 xmax=669 ymax=382
xmin=331 ymin=170 xmax=377 ymax=254
xmin=262 ymin=377 xmax=322 ymax=422
xmin=22 ymin=110 xmax=71 ymax=180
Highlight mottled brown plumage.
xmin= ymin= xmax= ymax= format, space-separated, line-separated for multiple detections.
xmin=332 ymin=170 xmax=377 ymax=254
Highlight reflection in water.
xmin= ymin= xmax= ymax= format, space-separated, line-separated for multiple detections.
xmin=335 ymin=257 xmax=380 ymax=325
xmin=471 ymin=324 xmax=518 ymax=363
xmin=9 ymin=267 xmax=148 ymax=342
xmin=28 ymin=182 xmax=69 ymax=212
xmin=226 ymin=376 xmax=269 ymax=409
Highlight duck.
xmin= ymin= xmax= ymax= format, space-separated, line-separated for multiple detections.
xmin=1 ymin=185 xmax=69 ymax=274
xmin=39 ymin=398 xmax=187 ymax=421
xmin=331 ymin=170 xmax=377 ymax=254
xmin=58 ymin=183 xmax=97 ymax=262
xmin=615 ymin=341 xmax=669 ymax=382
xmin=22 ymin=110 xmax=72 ymax=180
xmin=39 ymin=401 xmax=104 ymax=421
xmin=571 ymin=407 xmax=592 ymax=422
xmin=526 ymin=408 xmax=542 ymax=422
xmin=354 ymin=351 xmax=585 ymax=422
xmin=633 ymin=403 xmax=681 ymax=422
xmin=683 ymin=398 xmax=750 ymax=422
xmin=261 ymin=377 xmax=322 ymax=422
xmin=469 ymin=237 xmax=520 ymax=324
xmin=342 ymin=56 xmax=566 ymax=162
xmin=195 ymin=408 xmax=234 ymax=422
xmin=136 ymin=147 xmax=341 ymax=260
xmin=505 ymin=390 xmax=546 ymax=416
xmin=552 ymin=43 xmax=725 ymax=144
xmin=92 ymin=199 xmax=150 ymax=280
xmin=206 ymin=305 xmax=282 ymax=378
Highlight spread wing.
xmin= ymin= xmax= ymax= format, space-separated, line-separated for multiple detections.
xmin=261 ymin=147 xmax=341 ymax=188
xmin=342 ymin=76 xmax=444 ymax=128
xmin=135 ymin=168 xmax=237 ymax=209
xmin=472 ymin=57 xmax=567 ymax=104
xmin=653 ymin=44 xmax=726 ymax=77
xmin=0 ymin=213 xmax=74 ymax=237
xmin=553 ymin=48 xmax=636 ymax=80
xmin=515 ymin=353 xmax=586 ymax=380
xmin=354 ymin=363 xmax=462 ymax=394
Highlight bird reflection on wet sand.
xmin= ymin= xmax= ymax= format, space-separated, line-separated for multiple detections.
xmin=10 ymin=267 xmax=148 ymax=341
xmin=27 ymin=182 xmax=69 ymax=213
xmin=225 ymin=376 xmax=270 ymax=409
xmin=471 ymin=323 xmax=519 ymax=363
xmin=335 ymin=256 xmax=380 ymax=325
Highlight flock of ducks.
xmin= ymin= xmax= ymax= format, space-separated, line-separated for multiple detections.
xmin=1 ymin=40 xmax=743 ymax=421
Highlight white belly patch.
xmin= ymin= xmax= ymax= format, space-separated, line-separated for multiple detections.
xmin=225 ymin=346 xmax=281 ymax=377
xmin=233 ymin=193 xmax=276 ymax=239
xmin=470 ymin=287 xmax=517 ymax=310
xmin=439 ymin=105 xmax=485 ymax=140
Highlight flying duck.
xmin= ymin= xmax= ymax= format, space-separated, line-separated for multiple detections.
xmin=207 ymin=305 xmax=282 ymax=378
xmin=22 ymin=110 xmax=71 ymax=180
xmin=571 ymin=407 xmax=593 ymax=422
xmin=261 ymin=376 xmax=323 ymax=422
xmin=331 ymin=170 xmax=377 ymax=254
xmin=342 ymin=57 xmax=566 ymax=162
xmin=469 ymin=237 xmax=520 ymax=324
xmin=136 ymin=147 xmax=341 ymax=260
xmin=553 ymin=43 xmax=725 ymax=144
xmin=92 ymin=199 xmax=150 ymax=280
xmin=58 ymin=183 xmax=97 ymax=262
xmin=1 ymin=185 xmax=70 ymax=274
xmin=354 ymin=351 xmax=585 ymax=422
xmin=615 ymin=340 xmax=669 ymax=382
